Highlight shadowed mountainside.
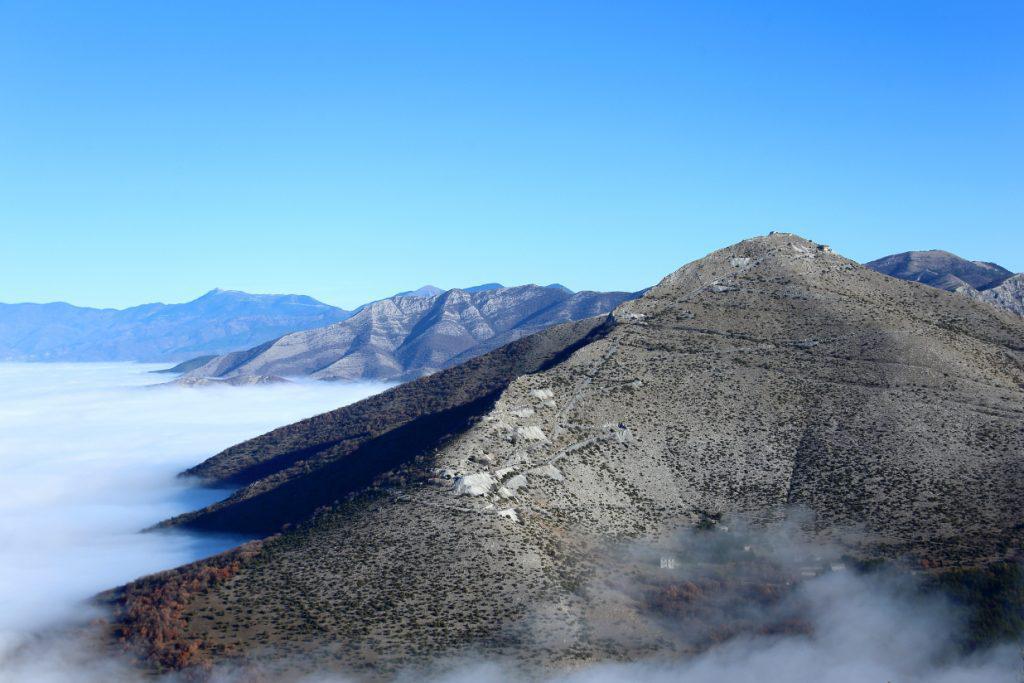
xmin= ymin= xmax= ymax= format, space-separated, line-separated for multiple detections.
xmin=161 ymin=315 xmax=614 ymax=533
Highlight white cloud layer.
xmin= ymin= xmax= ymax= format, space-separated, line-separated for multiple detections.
xmin=0 ymin=362 xmax=388 ymax=665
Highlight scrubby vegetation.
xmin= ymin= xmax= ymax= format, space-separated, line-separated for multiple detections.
xmin=105 ymin=540 xmax=265 ymax=672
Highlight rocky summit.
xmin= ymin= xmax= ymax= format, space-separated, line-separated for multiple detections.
xmin=106 ymin=234 xmax=1024 ymax=676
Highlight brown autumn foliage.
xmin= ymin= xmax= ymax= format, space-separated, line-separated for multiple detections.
xmin=107 ymin=539 xmax=265 ymax=672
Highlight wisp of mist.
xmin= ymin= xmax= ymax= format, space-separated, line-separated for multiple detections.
xmin=0 ymin=363 xmax=388 ymax=663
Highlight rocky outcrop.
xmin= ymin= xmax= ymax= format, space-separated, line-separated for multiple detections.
xmin=453 ymin=472 xmax=496 ymax=496
xmin=180 ymin=285 xmax=637 ymax=383
xmin=969 ymin=273 xmax=1024 ymax=316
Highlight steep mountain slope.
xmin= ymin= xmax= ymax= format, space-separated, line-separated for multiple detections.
xmin=109 ymin=234 xmax=1024 ymax=675
xmin=181 ymin=285 xmax=636 ymax=383
xmin=0 ymin=289 xmax=351 ymax=362
xmin=161 ymin=315 xmax=613 ymax=532
xmin=865 ymin=250 xmax=1013 ymax=291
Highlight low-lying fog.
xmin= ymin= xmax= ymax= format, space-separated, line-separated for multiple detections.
xmin=0 ymin=363 xmax=388 ymax=666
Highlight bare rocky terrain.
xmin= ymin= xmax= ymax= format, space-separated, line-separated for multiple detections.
xmin=179 ymin=285 xmax=636 ymax=383
xmin=105 ymin=234 xmax=1024 ymax=677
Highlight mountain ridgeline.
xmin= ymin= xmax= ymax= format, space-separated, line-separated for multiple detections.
xmin=0 ymin=282 xmax=633 ymax=372
xmin=176 ymin=285 xmax=638 ymax=383
xmin=107 ymin=234 xmax=1024 ymax=676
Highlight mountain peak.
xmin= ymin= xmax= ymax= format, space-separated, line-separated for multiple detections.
xmin=196 ymin=287 xmax=249 ymax=300
xmin=395 ymin=285 xmax=444 ymax=298
xmin=462 ymin=283 xmax=504 ymax=293
xmin=124 ymin=234 xmax=1024 ymax=674
xmin=866 ymin=249 xmax=1013 ymax=292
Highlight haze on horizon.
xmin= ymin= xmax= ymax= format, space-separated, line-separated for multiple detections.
xmin=1 ymin=1 xmax=1022 ymax=309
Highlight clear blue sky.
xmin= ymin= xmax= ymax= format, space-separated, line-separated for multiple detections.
xmin=1 ymin=1 xmax=1021 ymax=309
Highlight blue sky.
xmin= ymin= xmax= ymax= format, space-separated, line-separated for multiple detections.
xmin=1 ymin=1 xmax=1021 ymax=309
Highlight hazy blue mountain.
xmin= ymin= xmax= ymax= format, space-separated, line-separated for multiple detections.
xmin=0 ymin=289 xmax=352 ymax=362
xmin=545 ymin=283 xmax=574 ymax=294
xmin=462 ymin=282 xmax=504 ymax=293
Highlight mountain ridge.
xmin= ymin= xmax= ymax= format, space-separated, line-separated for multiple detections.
xmin=109 ymin=233 xmax=1024 ymax=675
xmin=177 ymin=284 xmax=637 ymax=383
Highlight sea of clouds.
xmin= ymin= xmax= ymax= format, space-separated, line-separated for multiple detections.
xmin=0 ymin=362 xmax=389 ymax=671
xmin=0 ymin=362 xmax=1020 ymax=682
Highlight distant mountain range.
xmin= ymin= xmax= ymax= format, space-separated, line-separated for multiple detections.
xmin=0 ymin=289 xmax=352 ymax=362
xmin=175 ymin=285 xmax=638 ymax=383
xmin=866 ymin=250 xmax=1024 ymax=316
xmin=0 ymin=282 xmax=630 ymax=367
xmin=4 ymin=249 xmax=1019 ymax=368
xmin=177 ymin=248 xmax=1024 ymax=387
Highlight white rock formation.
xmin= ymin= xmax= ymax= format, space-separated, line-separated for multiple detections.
xmin=527 ymin=464 xmax=564 ymax=482
xmin=453 ymin=473 xmax=495 ymax=496
xmin=516 ymin=426 xmax=547 ymax=442
xmin=497 ymin=509 xmax=520 ymax=523
xmin=505 ymin=474 xmax=528 ymax=492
